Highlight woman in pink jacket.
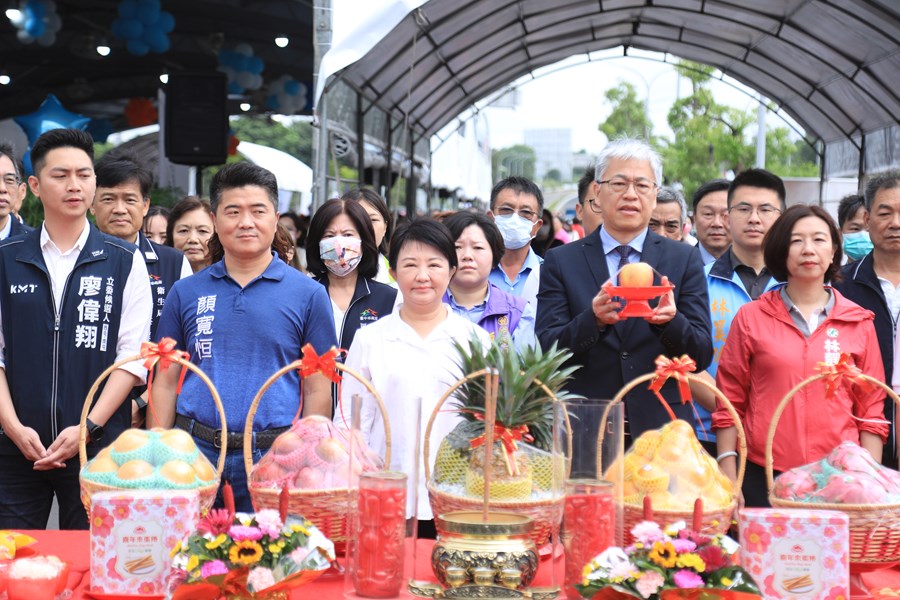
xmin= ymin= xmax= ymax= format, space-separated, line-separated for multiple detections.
xmin=713 ymin=204 xmax=887 ymax=507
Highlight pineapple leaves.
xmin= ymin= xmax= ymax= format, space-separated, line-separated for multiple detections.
xmin=449 ymin=333 xmax=581 ymax=452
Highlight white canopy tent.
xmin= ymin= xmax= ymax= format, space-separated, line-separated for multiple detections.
xmin=237 ymin=141 xmax=314 ymax=215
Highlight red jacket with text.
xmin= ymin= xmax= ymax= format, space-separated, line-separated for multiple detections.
xmin=713 ymin=288 xmax=887 ymax=472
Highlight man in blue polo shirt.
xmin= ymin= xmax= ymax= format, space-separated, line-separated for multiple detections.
xmin=150 ymin=162 xmax=336 ymax=511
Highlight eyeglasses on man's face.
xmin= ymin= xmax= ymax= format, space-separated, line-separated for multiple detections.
xmin=598 ymin=178 xmax=657 ymax=197
xmin=586 ymin=198 xmax=603 ymax=214
xmin=649 ymin=219 xmax=682 ymax=234
xmin=495 ymin=205 xmax=538 ymax=221
xmin=728 ymin=203 xmax=782 ymax=219
xmin=2 ymin=174 xmax=19 ymax=188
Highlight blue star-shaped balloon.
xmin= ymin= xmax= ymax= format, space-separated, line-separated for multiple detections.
xmin=13 ymin=94 xmax=91 ymax=144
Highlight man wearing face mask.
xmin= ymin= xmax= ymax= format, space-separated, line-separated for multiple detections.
xmin=835 ymin=172 xmax=900 ymax=468
xmin=487 ymin=177 xmax=545 ymax=311
xmin=837 ymin=194 xmax=873 ymax=263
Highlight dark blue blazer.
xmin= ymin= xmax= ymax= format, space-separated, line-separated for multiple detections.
xmin=834 ymin=253 xmax=896 ymax=468
xmin=536 ymin=229 xmax=713 ymax=446
xmin=5 ymin=217 xmax=33 ymax=240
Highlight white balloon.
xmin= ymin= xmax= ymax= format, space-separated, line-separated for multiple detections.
xmin=17 ymin=29 xmax=34 ymax=43
xmin=46 ymin=13 xmax=61 ymax=31
xmin=236 ymin=71 xmax=254 ymax=89
xmin=234 ymin=42 xmax=253 ymax=56
xmin=251 ymin=74 xmax=263 ymax=90
xmin=37 ymin=31 xmax=55 ymax=46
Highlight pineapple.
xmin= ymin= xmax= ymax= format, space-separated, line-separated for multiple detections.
xmin=465 ymin=442 xmax=532 ymax=500
xmin=430 ymin=335 xmax=580 ymax=499
xmin=433 ymin=423 xmax=472 ymax=485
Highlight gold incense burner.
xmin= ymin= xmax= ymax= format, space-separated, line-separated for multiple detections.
xmin=407 ymin=511 xmax=557 ymax=597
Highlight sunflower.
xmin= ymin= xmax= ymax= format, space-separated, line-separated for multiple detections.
xmin=228 ymin=540 xmax=264 ymax=565
xmin=648 ymin=541 xmax=677 ymax=568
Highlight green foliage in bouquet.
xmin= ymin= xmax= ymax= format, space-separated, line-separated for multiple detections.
xmin=576 ymin=521 xmax=761 ymax=600
xmin=450 ymin=334 xmax=581 ymax=452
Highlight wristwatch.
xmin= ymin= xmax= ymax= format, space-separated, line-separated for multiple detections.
xmin=86 ymin=418 xmax=105 ymax=444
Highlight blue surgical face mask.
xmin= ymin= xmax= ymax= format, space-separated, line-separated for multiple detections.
xmin=494 ymin=214 xmax=535 ymax=250
xmin=843 ymin=231 xmax=873 ymax=261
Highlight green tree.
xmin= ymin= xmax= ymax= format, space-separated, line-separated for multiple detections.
xmin=598 ymin=60 xmax=819 ymax=195
xmin=491 ymin=145 xmax=536 ymax=182
xmin=229 ymin=116 xmax=313 ymax=164
xmin=598 ymin=81 xmax=653 ymax=140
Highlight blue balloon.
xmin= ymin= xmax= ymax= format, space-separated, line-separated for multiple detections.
xmin=227 ymin=81 xmax=244 ymax=95
xmin=126 ymin=38 xmax=149 ymax=55
xmin=87 ymin=118 xmax=115 ymax=143
xmin=22 ymin=149 xmax=32 ymax=177
xmin=136 ymin=3 xmax=159 ymax=25
xmin=157 ymin=11 xmax=174 ymax=33
xmin=232 ymin=54 xmax=249 ymax=72
xmin=13 ymin=94 xmax=91 ymax=145
xmin=247 ymin=56 xmax=264 ymax=75
xmin=218 ymin=49 xmax=236 ymax=68
xmin=118 ymin=0 xmax=138 ymax=19
xmin=118 ymin=18 xmax=143 ymax=39
xmin=265 ymin=94 xmax=279 ymax=110
xmin=284 ymin=80 xmax=301 ymax=95
xmin=25 ymin=16 xmax=45 ymax=38
xmin=144 ymin=27 xmax=169 ymax=53
xmin=27 ymin=0 xmax=45 ymax=19
xmin=137 ymin=0 xmax=160 ymax=11
xmin=110 ymin=18 xmax=124 ymax=38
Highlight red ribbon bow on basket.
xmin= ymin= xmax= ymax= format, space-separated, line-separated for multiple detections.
xmin=815 ymin=352 xmax=875 ymax=400
xmin=469 ymin=414 xmax=533 ymax=476
xmin=298 ymin=343 xmax=342 ymax=384
xmin=140 ymin=338 xmax=190 ymax=424
xmin=648 ymin=354 xmax=699 ymax=424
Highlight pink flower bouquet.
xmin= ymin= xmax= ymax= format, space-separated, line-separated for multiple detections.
xmin=168 ymin=509 xmax=335 ymax=599
xmin=576 ymin=521 xmax=761 ymax=600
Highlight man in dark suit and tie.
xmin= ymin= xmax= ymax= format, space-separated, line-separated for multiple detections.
xmin=536 ymin=139 xmax=713 ymax=473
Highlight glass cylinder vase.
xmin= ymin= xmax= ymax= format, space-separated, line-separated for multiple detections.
xmin=563 ymin=479 xmax=615 ymax=599
xmin=350 ymin=471 xmax=408 ymax=598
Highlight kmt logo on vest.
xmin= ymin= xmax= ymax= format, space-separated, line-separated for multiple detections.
xmin=9 ymin=284 xmax=37 ymax=294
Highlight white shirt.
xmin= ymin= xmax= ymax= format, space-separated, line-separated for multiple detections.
xmin=880 ymin=276 xmax=900 ymax=390
xmin=0 ymin=217 xmax=11 ymax=241
xmin=338 ymin=305 xmax=491 ymax=518
xmin=0 ymin=221 xmax=152 ymax=382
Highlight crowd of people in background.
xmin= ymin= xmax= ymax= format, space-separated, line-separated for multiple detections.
xmin=0 ymin=129 xmax=898 ymax=534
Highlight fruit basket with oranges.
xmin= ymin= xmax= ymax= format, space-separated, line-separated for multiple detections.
xmin=598 ymin=355 xmax=747 ymax=542
xmin=245 ymin=345 xmax=390 ymax=545
xmin=78 ymin=341 xmax=226 ymax=513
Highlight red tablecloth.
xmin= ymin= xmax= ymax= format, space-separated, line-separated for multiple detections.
xmin=15 ymin=531 xmax=554 ymax=599
xmin=13 ymin=530 xmax=900 ymax=599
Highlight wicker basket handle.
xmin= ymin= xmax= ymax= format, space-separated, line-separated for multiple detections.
xmin=764 ymin=372 xmax=900 ymax=493
xmin=242 ymin=359 xmax=392 ymax=479
xmin=78 ymin=353 xmax=228 ymax=480
xmin=597 ymin=372 xmax=747 ymax=489
xmin=422 ymin=368 xmax=573 ymax=482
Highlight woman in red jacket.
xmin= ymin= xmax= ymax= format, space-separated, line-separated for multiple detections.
xmin=713 ymin=204 xmax=887 ymax=507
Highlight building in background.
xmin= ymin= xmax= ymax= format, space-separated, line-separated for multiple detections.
xmin=524 ymin=128 xmax=572 ymax=181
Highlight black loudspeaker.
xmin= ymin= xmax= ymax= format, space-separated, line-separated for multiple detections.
xmin=164 ymin=73 xmax=228 ymax=166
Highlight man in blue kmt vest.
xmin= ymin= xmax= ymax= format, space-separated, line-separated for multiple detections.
xmin=0 ymin=128 xmax=153 ymax=529
xmin=93 ymin=152 xmax=192 ymax=426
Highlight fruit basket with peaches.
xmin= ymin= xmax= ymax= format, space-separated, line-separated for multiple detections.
xmin=245 ymin=345 xmax=390 ymax=545
xmin=79 ymin=341 xmax=226 ymax=513
xmin=602 ymin=261 xmax=675 ymax=319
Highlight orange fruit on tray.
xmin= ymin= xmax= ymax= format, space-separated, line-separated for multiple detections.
xmin=618 ymin=262 xmax=654 ymax=287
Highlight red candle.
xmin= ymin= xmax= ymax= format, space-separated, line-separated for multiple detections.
xmin=563 ymin=480 xmax=615 ymax=599
xmin=353 ymin=472 xmax=407 ymax=598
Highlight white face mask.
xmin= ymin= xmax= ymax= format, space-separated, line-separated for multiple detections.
xmin=319 ymin=236 xmax=362 ymax=277
xmin=494 ymin=214 xmax=535 ymax=250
